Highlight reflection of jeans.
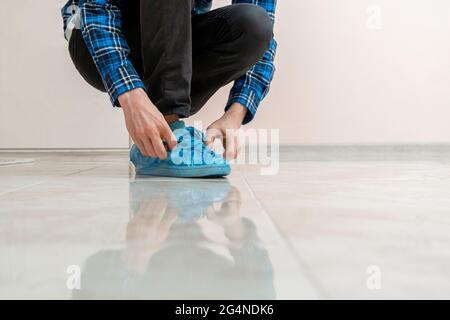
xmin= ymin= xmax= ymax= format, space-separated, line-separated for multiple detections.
xmin=68 ymin=0 xmax=273 ymax=117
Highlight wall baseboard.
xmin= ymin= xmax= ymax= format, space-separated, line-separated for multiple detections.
xmin=2 ymin=144 xmax=450 ymax=163
xmin=2 ymin=144 xmax=450 ymax=152
xmin=0 ymin=148 xmax=129 ymax=153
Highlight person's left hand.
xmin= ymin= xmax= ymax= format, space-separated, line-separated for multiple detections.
xmin=205 ymin=103 xmax=248 ymax=160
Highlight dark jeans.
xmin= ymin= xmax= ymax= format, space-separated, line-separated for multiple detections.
xmin=69 ymin=0 xmax=273 ymax=118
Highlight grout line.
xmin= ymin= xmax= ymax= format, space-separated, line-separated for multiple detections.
xmin=64 ymin=165 xmax=105 ymax=177
xmin=0 ymin=181 xmax=46 ymax=198
xmin=0 ymin=149 xmax=129 ymax=152
xmin=0 ymin=159 xmax=35 ymax=167
xmin=133 ymin=178 xmax=225 ymax=181
xmin=0 ymin=164 xmax=105 ymax=199
xmin=241 ymin=174 xmax=331 ymax=299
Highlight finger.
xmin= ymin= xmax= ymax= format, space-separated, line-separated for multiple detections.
xmin=225 ymin=135 xmax=235 ymax=160
xmin=221 ymin=187 xmax=242 ymax=212
xmin=141 ymin=200 xmax=154 ymax=215
xmin=233 ymin=135 xmax=239 ymax=159
xmin=148 ymin=199 xmax=168 ymax=224
xmin=205 ymin=134 xmax=217 ymax=148
xmin=217 ymin=135 xmax=226 ymax=156
xmin=161 ymin=125 xmax=178 ymax=150
xmin=161 ymin=207 xmax=177 ymax=230
xmin=205 ymin=127 xmax=221 ymax=147
xmin=225 ymin=131 xmax=239 ymax=160
xmin=205 ymin=205 xmax=217 ymax=220
xmin=135 ymin=140 xmax=147 ymax=156
xmin=235 ymin=135 xmax=241 ymax=157
xmin=221 ymin=197 xmax=241 ymax=212
xmin=141 ymin=137 xmax=156 ymax=158
xmin=228 ymin=186 xmax=242 ymax=202
xmin=151 ymin=133 xmax=168 ymax=160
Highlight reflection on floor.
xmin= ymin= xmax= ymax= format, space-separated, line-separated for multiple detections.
xmin=73 ymin=178 xmax=314 ymax=299
xmin=1 ymin=148 xmax=450 ymax=299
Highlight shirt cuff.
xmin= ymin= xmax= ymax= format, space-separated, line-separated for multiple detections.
xmin=103 ymin=63 xmax=146 ymax=107
xmin=225 ymin=89 xmax=262 ymax=125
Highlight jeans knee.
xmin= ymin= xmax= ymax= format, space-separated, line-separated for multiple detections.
xmin=234 ymin=4 xmax=273 ymax=57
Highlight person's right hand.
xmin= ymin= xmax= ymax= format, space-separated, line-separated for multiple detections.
xmin=119 ymin=88 xmax=177 ymax=160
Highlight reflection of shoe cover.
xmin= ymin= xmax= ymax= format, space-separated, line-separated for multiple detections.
xmin=130 ymin=121 xmax=231 ymax=178
xmin=130 ymin=179 xmax=231 ymax=223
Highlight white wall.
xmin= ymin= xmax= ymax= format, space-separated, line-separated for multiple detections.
xmin=193 ymin=0 xmax=450 ymax=145
xmin=0 ymin=0 xmax=129 ymax=149
xmin=1 ymin=0 xmax=450 ymax=148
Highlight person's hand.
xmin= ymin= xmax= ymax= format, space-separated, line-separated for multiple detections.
xmin=119 ymin=88 xmax=177 ymax=160
xmin=205 ymin=103 xmax=247 ymax=160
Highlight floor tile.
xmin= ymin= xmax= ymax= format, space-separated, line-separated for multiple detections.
xmin=242 ymin=161 xmax=450 ymax=299
xmin=0 ymin=154 xmax=319 ymax=299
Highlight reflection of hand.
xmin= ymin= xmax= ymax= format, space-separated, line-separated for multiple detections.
xmin=123 ymin=198 xmax=177 ymax=273
xmin=206 ymin=186 xmax=245 ymax=241
xmin=126 ymin=198 xmax=177 ymax=248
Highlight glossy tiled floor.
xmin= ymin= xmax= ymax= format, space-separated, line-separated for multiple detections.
xmin=1 ymin=148 xmax=450 ymax=299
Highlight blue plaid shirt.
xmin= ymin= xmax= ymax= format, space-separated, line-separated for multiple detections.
xmin=62 ymin=0 xmax=277 ymax=124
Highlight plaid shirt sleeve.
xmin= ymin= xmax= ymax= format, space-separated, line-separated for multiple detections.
xmin=226 ymin=0 xmax=277 ymax=124
xmin=80 ymin=0 xmax=145 ymax=106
